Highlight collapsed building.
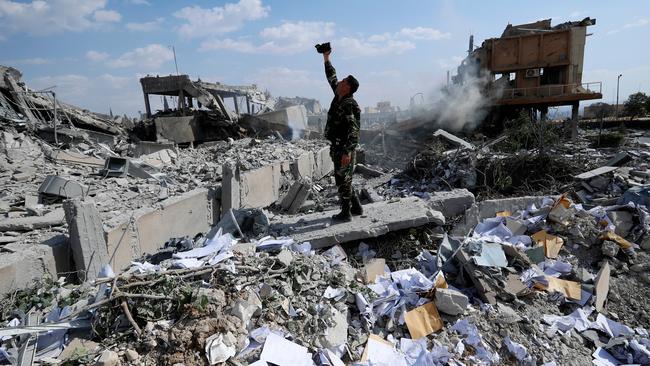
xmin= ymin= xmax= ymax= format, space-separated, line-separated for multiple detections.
xmin=454 ymin=17 xmax=603 ymax=133
xmin=1 ymin=15 xmax=650 ymax=366
xmin=138 ymin=74 xmax=318 ymax=144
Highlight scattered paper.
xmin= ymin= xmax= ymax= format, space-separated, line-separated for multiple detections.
xmin=503 ymin=336 xmax=531 ymax=362
xmin=592 ymin=347 xmax=619 ymax=366
xmin=472 ymin=242 xmax=508 ymax=268
xmin=531 ymin=230 xmax=564 ymax=259
xmin=404 ymin=302 xmax=443 ymax=339
xmin=361 ymin=334 xmax=407 ymax=366
xmin=363 ymin=258 xmax=387 ymax=284
xmin=322 ymin=244 xmax=347 ymax=265
xmin=205 ymin=333 xmax=236 ymax=365
xmin=536 ymin=276 xmax=581 ymax=300
xmin=259 ymin=333 xmax=312 ymax=366
xmin=323 ymin=286 xmax=346 ymax=301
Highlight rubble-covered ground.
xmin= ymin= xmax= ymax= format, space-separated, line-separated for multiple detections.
xmin=3 ymin=66 xmax=650 ymax=366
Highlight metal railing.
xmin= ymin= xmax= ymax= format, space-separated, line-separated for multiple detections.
xmin=496 ymin=82 xmax=602 ymax=100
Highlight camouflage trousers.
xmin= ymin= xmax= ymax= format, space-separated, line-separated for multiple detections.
xmin=330 ymin=149 xmax=356 ymax=201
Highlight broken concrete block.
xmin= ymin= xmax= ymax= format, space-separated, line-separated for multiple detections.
xmin=426 ymin=189 xmax=475 ymax=217
xmin=602 ymin=240 xmax=620 ymax=258
xmin=96 ymin=349 xmax=119 ymax=366
xmin=276 ymin=249 xmax=293 ymax=267
xmin=64 ymin=199 xmax=110 ymax=282
xmin=280 ymin=179 xmax=311 ymax=214
xmin=38 ymin=175 xmax=88 ymax=201
xmin=0 ymin=209 xmax=64 ymax=232
xmin=318 ymin=307 xmax=348 ymax=348
xmin=607 ymin=211 xmax=634 ymax=237
xmin=434 ymin=288 xmax=468 ymax=315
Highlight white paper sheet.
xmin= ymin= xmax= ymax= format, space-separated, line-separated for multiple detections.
xmin=259 ymin=333 xmax=312 ymax=366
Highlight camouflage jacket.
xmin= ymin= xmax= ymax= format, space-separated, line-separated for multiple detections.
xmin=324 ymin=61 xmax=360 ymax=154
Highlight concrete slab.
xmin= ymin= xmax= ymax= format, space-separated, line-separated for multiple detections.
xmin=0 ymin=243 xmax=60 ymax=295
xmin=0 ymin=209 xmax=64 ymax=232
xmin=426 ymin=189 xmax=475 ymax=217
xmin=104 ymin=188 xmax=219 ymax=271
xmin=575 ymin=166 xmax=618 ymax=180
xmin=271 ymin=197 xmax=444 ymax=248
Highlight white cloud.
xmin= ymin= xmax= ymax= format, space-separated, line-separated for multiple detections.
xmin=1 ymin=57 xmax=51 ymax=65
xmin=624 ymin=18 xmax=649 ymax=29
xmin=0 ymin=0 xmax=121 ymax=35
xmin=126 ymin=17 xmax=163 ymax=32
xmin=608 ymin=17 xmax=649 ymax=35
xmin=107 ymin=44 xmax=173 ymax=70
xmin=127 ymin=0 xmax=149 ymax=4
xmin=29 ymin=73 xmax=143 ymax=115
xmin=30 ymin=74 xmax=90 ymax=97
xmin=247 ymin=67 xmax=323 ymax=100
xmin=399 ymin=27 xmax=450 ymax=40
xmin=86 ymin=50 xmax=109 ymax=62
xmin=200 ymin=38 xmax=256 ymax=53
xmin=337 ymin=37 xmax=415 ymax=57
xmin=174 ymin=0 xmax=269 ymax=38
xmin=98 ymin=74 xmax=131 ymax=89
xmin=93 ymin=9 xmax=121 ymax=22
xmin=200 ymin=20 xmax=335 ymax=54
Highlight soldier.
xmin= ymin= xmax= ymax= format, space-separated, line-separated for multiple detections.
xmin=321 ymin=45 xmax=363 ymax=222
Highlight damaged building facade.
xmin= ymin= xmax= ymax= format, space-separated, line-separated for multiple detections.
xmin=454 ymin=17 xmax=603 ymax=133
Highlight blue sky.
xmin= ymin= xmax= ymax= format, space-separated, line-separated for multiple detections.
xmin=1 ymin=0 xmax=648 ymax=116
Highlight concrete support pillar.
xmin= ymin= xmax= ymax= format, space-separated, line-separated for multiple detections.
xmin=540 ymin=106 xmax=548 ymax=123
xmin=63 ymin=199 xmax=110 ymax=282
xmin=571 ymin=101 xmax=579 ymax=139
xmin=178 ymin=90 xmax=186 ymax=116
xmin=233 ymin=96 xmax=240 ymax=115
xmin=143 ymin=93 xmax=151 ymax=118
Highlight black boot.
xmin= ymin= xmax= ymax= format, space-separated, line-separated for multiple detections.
xmin=351 ymin=193 xmax=363 ymax=216
xmin=332 ymin=199 xmax=352 ymax=222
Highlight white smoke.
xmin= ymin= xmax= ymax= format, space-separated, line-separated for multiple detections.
xmin=423 ymin=63 xmax=498 ymax=132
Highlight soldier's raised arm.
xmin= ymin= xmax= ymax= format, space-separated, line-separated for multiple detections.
xmin=323 ymin=51 xmax=337 ymax=93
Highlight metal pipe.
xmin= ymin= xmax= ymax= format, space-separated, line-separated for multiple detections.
xmin=53 ymin=92 xmax=58 ymax=145
xmin=615 ymin=74 xmax=622 ymax=119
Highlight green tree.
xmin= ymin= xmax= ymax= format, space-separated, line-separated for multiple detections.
xmin=623 ymin=92 xmax=648 ymax=119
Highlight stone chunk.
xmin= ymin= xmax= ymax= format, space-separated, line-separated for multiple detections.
xmin=602 ymin=240 xmax=620 ymax=258
xmin=279 ymin=179 xmax=311 ymax=214
xmin=38 ymin=175 xmax=88 ymax=201
xmin=434 ymin=288 xmax=468 ymax=315
xmin=607 ymin=211 xmax=634 ymax=237
xmin=276 ymin=249 xmax=294 ymax=267
xmin=64 ymin=199 xmax=110 ymax=282
xmin=96 ymin=349 xmax=119 ymax=366
xmin=125 ymin=349 xmax=139 ymax=362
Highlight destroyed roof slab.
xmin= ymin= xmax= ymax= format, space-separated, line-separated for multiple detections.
xmin=271 ymin=196 xmax=444 ymax=248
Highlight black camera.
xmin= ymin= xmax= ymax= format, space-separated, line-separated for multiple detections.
xmin=315 ymin=42 xmax=331 ymax=54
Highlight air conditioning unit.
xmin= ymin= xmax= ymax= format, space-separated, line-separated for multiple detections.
xmin=525 ymin=69 xmax=541 ymax=78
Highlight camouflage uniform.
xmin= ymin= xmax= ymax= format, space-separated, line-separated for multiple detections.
xmin=324 ymin=61 xmax=361 ymax=201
